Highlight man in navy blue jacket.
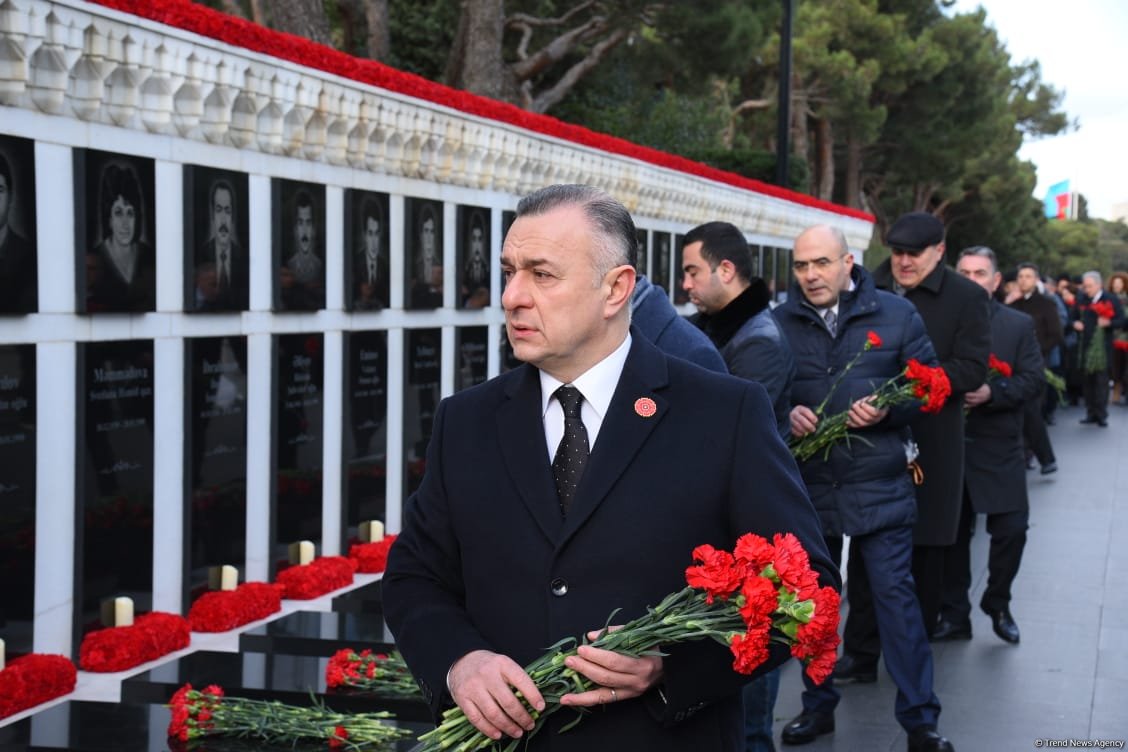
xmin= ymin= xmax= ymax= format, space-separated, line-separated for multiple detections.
xmin=630 ymin=272 xmax=727 ymax=373
xmin=384 ymin=185 xmax=837 ymax=752
xmin=773 ymin=225 xmax=953 ymax=752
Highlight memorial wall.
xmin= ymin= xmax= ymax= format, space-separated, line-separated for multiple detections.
xmin=0 ymin=0 xmax=874 ymax=660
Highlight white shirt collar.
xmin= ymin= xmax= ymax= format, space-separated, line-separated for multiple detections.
xmin=539 ymin=333 xmax=632 ymax=457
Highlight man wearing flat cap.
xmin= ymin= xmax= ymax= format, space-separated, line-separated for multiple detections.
xmin=834 ymin=211 xmax=989 ymax=685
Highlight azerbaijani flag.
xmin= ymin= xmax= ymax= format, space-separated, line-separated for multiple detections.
xmin=1043 ymin=180 xmax=1072 ymax=220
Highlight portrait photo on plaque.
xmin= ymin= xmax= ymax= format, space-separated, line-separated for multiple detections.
xmin=184 ymin=166 xmax=249 ymax=313
xmin=273 ymin=179 xmax=326 ymax=311
xmin=74 ymin=150 xmax=156 ymax=313
xmin=344 ymin=189 xmax=390 ymax=311
xmin=457 ymin=205 xmax=490 ymax=309
xmin=673 ymin=233 xmax=689 ymax=305
xmin=0 ymin=135 xmax=37 ymax=314
xmin=405 ymin=197 xmax=443 ymax=310
xmin=651 ymin=232 xmax=671 ymax=296
xmin=634 ymin=228 xmax=649 ymax=278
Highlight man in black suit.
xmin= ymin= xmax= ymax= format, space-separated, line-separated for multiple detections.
xmin=936 ymin=247 xmax=1045 ymax=645
xmin=0 ymin=153 xmax=36 ymax=314
xmin=353 ymin=198 xmax=389 ymax=310
xmin=1074 ymin=271 xmax=1126 ymax=427
xmin=384 ymin=185 xmax=837 ymax=752
xmin=838 ymin=212 xmax=989 ymax=680
xmin=1006 ymin=262 xmax=1061 ymax=470
xmin=194 ymin=179 xmax=246 ymax=311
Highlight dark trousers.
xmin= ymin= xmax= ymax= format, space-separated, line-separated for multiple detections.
xmin=743 ymin=668 xmax=780 ymax=752
xmin=802 ymin=527 xmax=941 ymax=731
xmin=941 ymin=491 xmax=1028 ymax=622
xmin=1022 ymin=395 xmax=1055 ymax=465
xmin=1082 ymin=368 xmax=1110 ymax=421
xmin=843 ymin=542 xmax=945 ymax=661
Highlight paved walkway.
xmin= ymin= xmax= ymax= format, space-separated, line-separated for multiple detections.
xmin=771 ymin=401 xmax=1128 ymax=751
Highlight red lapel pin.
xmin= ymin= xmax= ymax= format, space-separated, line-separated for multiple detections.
xmin=634 ymin=397 xmax=657 ymax=418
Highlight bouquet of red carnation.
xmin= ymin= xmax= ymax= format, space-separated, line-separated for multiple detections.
xmin=275 ymin=556 xmax=357 ymax=600
xmin=419 ymin=533 xmax=839 ymax=752
xmin=79 ymin=612 xmax=191 ymax=672
xmin=1084 ymin=300 xmax=1116 ymax=373
xmin=987 ymin=353 xmax=1012 ymax=379
xmin=0 ymin=654 xmax=77 ymax=719
xmin=347 ymin=534 xmax=398 ymax=574
xmin=326 ymin=648 xmax=421 ymax=698
xmin=166 ymin=683 xmax=410 ymax=748
xmin=188 ymin=582 xmax=283 ymax=632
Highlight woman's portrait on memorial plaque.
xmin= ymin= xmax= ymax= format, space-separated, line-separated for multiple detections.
xmin=76 ymin=150 xmax=156 ymax=313
xmin=457 ymin=205 xmax=490 ymax=309
xmin=0 ymin=135 xmax=37 ymax=314
xmin=273 ymin=179 xmax=326 ymax=311
xmin=185 ymin=166 xmax=249 ymax=313
xmin=406 ymin=198 xmax=443 ymax=310
xmin=345 ymin=189 xmax=390 ymax=311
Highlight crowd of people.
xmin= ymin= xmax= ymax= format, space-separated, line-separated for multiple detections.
xmin=383 ymin=184 xmax=1127 ymax=752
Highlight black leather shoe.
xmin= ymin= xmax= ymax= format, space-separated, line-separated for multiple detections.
xmin=1097 ymin=419 xmax=1108 ymax=427
xmin=781 ymin=711 xmax=835 ymax=745
xmin=931 ymin=619 xmax=972 ymax=641
xmin=907 ymin=727 xmax=954 ymax=751
xmin=982 ymin=605 xmax=1020 ymax=644
xmin=832 ymin=653 xmax=877 ymax=684
xmin=1040 ymin=461 xmax=1057 ymax=475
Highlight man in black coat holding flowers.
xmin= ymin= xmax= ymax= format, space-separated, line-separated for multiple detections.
xmin=1074 ymin=270 xmax=1125 ymax=427
xmin=773 ymin=225 xmax=953 ymax=752
xmin=384 ymin=185 xmax=837 ymax=752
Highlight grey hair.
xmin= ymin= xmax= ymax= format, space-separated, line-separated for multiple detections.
xmin=958 ymin=245 xmax=998 ymax=274
xmin=516 ymin=184 xmax=636 ymax=283
xmin=1082 ymin=270 xmax=1102 ymax=286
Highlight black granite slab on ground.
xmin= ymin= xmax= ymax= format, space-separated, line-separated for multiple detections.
xmin=238 ymin=609 xmax=392 ymax=657
xmin=330 ymin=576 xmax=384 ymax=615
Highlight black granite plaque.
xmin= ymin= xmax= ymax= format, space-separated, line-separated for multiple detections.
xmin=74 ymin=150 xmax=156 ymax=313
xmin=342 ymin=331 xmax=386 ymax=548
xmin=0 ymin=344 xmax=34 ymax=653
xmin=498 ymin=325 xmax=522 ymax=374
xmin=0 ymin=134 xmax=38 ymax=314
xmin=185 ymin=337 xmax=247 ymax=608
xmin=184 ymin=166 xmax=250 ymax=313
xmin=673 ymin=233 xmax=688 ymax=305
xmin=272 ymin=180 xmax=326 ymax=311
xmin=634 ymin=228 xmax=649 ymax=277
xmin=455 ymin=327 xmax=488 ymax=392
xmin=651 ymin=232 xmax=671 ymax=296
xmin=274 ymin=334 xmax=323 ymax=576
xmin=344 ymin=189 xmax=390 ymax=312
xmin=239 ymin=609 xmax=390 ymax=657
xmin=404 ymin=329 xmax=441 ymax=497
xmin=405 ymin=198 xmax=443 ymax=310
xmin=456 ymin=205 xmax=490 ymax=309
xmin=76 ymin=340 xmax=154 ymax=643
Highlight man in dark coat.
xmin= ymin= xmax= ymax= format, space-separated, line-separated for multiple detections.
xmin=630 ymin=273 xmax=727 ymax=373
xmin=934 ymin=247 xmax=1045 ymax=645
xmin=193 ymin=179 xmax=247 ymax=311
xmin=682 ymin=221 xmax=796 ymax=438
xmin=838 ymin=212 xmax=989 ymax=679
xmin=774 ymin=225 xmax=953 ymax=752
xmin=383 ymin=185 xmax=838 ymax=752
xmin=1006 ymin=262 xmax=1061 ymax=471
xmin=1073 ymin=271 xmax=1126 ymax=426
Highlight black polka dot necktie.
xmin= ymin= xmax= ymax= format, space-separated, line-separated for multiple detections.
xmin=552 ymin=385 xmax=590 ymax=515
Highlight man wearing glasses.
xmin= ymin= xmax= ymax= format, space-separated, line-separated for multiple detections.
xmin=835 ymin=212 xmax=989 ymax=685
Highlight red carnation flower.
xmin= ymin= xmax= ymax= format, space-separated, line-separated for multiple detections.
xmin=771 ymin=533 xmax=820 ymax=600
xmin=738 ymin=575 xmax=779 ymax=628
xmin=987 ymin=353 xmax=1012 ymax=378
xmin=1091 ymin=300 xmax=1115 ymax=320
xmin=733 ymin=532 xmax=777 ymax=575
xmin=685 ymin=544 xmax=745 ymax=602
xmin=729 ymin=629 xmax=771 ymax=674
xmin=329 ymin=726 xmax=349 ymax=749
xmin=866 ymin=331 xmax=883 ymax=349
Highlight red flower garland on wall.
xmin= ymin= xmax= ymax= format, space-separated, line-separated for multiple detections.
xmin=187 ymin=582 xmax=284 ymax=632
xmin=275 ymin=556 xmax=357 ymax=600
xmin=0 ymin=654 xmax=77 ymax=719
xmin=347 ymin=535 xmax=397 ymax=574
xmin=88 ymin=0 xmax=871 ymax=223
xmin=79 ymin=611 xmax=191 ymax=672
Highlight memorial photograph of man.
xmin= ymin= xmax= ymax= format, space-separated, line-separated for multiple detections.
xmin=0 ymin=138 xmax=37 ymax=314
xmin=275 ymin=180 xmax=325 ymax=311
xmin=406 ymin=198 xmax=443 ymax=309
xmin=347 ymin=190 xmax=390 ymax=311
xmin=384 ymin=184 xmax=837 ymax=752
xmin=187 ymin=167 xmax=248 ymax=312
xmin=78 ymin=151 xmax=156 ymax=313
xmin=458 ymin=205 xmax=490 ymax=309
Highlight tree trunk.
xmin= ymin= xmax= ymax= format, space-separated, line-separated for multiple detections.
xmin=790 ymin=78 xmax=809 ymax=183
xmin=814 ymin=116 xmax=834 ymax=201
xmin=364 ymin=0 xmax=390 ymax=61
xmin=445 ymin=0 xmax=509 ymax=101
xmin=844 ymin=134 xmax=862 ymax=209
xmin=270 ymin=0 xmax=333 ymax=47
xmin=249 ymin=0 xmax=266 ymax=26
xmin=218 ymin=0 xmax=245 ymax=19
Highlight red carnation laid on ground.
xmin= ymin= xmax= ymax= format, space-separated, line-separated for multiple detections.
xmin=274 ymin=556 xmax=357 ymax=599
xmin=188 ymin=582 xmax=283 ymax=632
xmin=0 ymin=654 xmax=77 ymax=719
xmin=347 ymin=534 xmax=398 ymax=574
xmin=79 ymin=612 xmax=190 ymax=672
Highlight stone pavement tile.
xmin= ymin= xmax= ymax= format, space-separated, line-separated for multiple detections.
xmin=1097 ymin=625 xmax=1128 ymax=682
xmin=938 ymin=694 xmax=1089 ymax=749
xmin=1090 ymin=676 xmax=1128 ymax=738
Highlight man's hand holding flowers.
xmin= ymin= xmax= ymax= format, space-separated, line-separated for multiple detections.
xmin=447 ymin=649 xmax=546 ymax=742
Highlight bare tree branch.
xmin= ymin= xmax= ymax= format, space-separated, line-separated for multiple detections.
xmin=512 ymin=17 xmax=606 ymax=81
xmin=505 ymin=1 xmax=598 ymax=30
xmin=531 ymin=27 xmax=628 ymax=113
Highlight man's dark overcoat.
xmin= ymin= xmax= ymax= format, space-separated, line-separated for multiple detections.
xmin=964 ymin=301 xmax=1044 ymax=515
xmin=872 ymin=260 xmax=989 ymax=546
xmin=384 ymin=331 xmax=838 ymax=752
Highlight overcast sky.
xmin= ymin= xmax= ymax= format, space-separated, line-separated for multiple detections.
xmin=949 ymin=0 xmax=1128 ymax=219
